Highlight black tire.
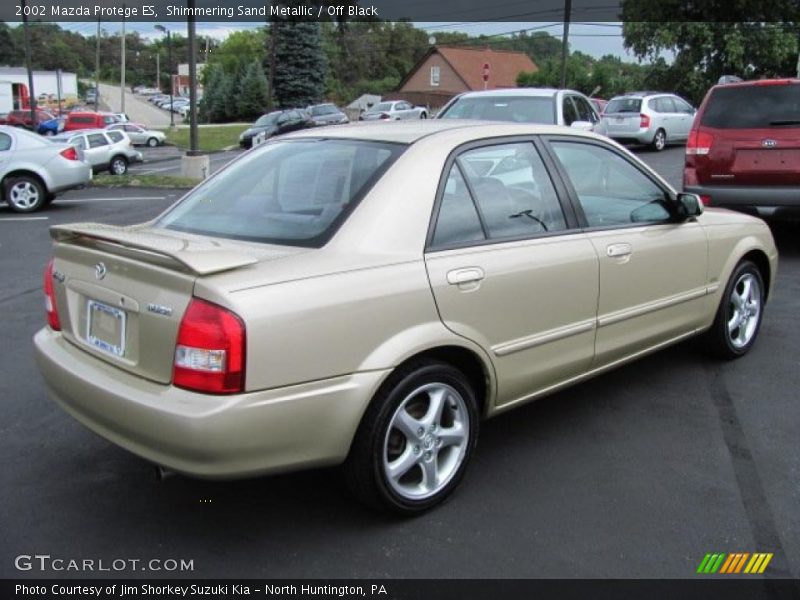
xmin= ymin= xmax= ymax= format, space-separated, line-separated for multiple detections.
xmin=651 ymin=128 xmax=667 ymax=151
xmin=109 ymin=155 xmax=128 ymax=176
xmin=420 ymin=111 xmax=428 ymax=119
xmin=705 ymin=260 xmax=765 ymax=359
xmin=147 ymin=137 xmax=159 ymax=147
xmin=344 ymin=360 xmax=479 ymax=515
xmin=4 ymin=175 xmax=46 ymax=213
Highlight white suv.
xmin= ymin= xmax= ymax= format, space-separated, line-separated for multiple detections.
xmin=436 ymin=88 xmax=608 ymax=136
xmin=52 ymin=129 xmax=143 ymax=175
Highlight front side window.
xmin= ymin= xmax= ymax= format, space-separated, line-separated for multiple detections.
xmin=572 ymin=96 xmax=597 ymax=123
xmin=0 ymin=132 xmax=11 ymax=151
xmin=157 ymin=139 xmax=404 ymax=247
xmin=562 ymin=97 xmax=579 ymax=125
xmin=550 ymin=141 xmax=671 ymax=227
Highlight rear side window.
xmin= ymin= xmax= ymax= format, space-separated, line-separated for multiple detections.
xmin=158 ymin=139 xmax=404 ymax=247
xmin=606 ymin=98 xmax=642 ymax=114
xmin=439 ymin=96 xmax=556 ymax=125
xmin=701 ymin=84 xmax=800 ymax=128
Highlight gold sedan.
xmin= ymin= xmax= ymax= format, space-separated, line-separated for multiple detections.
xmin=34 ymin=121 xmax=777 ymax=514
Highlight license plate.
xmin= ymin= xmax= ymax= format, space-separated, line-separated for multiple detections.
xmin=615 ymin=116 xmax=625 ymax=123
xmin=87 ymin=300 xmax=126 ymax=356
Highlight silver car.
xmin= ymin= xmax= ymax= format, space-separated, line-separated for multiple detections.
xmin=602 ymin=92 xmax=696 ymax=151
xmin=53 ymin=129 xmax=142 ymax=175
xmin=0 ymin=125 xmax=92 ymax=212
xmin=437 ymin=88 xmax=608 ymax=136
xmin=360 ymin=100 xmax=428 ymax=121
xmin=107 ymin=123 xmax=166 ymax=147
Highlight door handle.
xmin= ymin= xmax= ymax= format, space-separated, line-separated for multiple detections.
xmin=447 ymin=267 xmax=485 ymax=286
xmin=606 ymin=243 xmax=632 ymax=258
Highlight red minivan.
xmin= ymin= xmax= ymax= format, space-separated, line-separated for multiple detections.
xmin=64 ymin=111 xmax=119 ymax=131
xmin=684 ymin=79 xmax=800 ymax=220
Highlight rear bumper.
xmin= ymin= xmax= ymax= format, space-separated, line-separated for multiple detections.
xmin=34 ymin=328 xmax=387 ymax=478
xmin=685 ymin=184 xmax=800 ymax=220
xmin=48 ymin=161 xmax=93 ymax=194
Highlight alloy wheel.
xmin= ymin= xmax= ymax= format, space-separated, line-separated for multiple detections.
xmin=727 ymin=273 xmax=761 ymax=349
xmin=8 ymin=180 xmax=41 ymax=210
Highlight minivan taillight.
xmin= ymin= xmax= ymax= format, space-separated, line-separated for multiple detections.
xmin=59 ymin=146 xmax=78 ymax=161
xmin=44 ymin=259 xmax=61 ymax=331
xmin=173 ymin=298 xmax=246 ymax=394
xmin=639 ymin=113 xmax=650 ymax=128
xmin=686 ymin=130 xmax=714 ymax=155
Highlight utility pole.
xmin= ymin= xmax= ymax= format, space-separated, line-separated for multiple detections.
xmin=95 ymin=18 xmax=100 ymax=111
xmin=155 ymin=25 xmax=174 ymax=127
xmin=155 ymin=52 xmax=160 ymax=90
xmin=560 ymin=0 xmax=572 ymax=89
xmin=187 ymin=0 xmax=198 ymax=154
xmin=120 ymin=5 xmax=126 ymax=113
xmin=21 ymin=0 xmax=36 ymax=126
xmin=267 ymin=20 xmax=277 ymax=110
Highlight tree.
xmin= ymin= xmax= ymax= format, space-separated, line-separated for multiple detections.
xmin=270 ymin=20 xmax=327 ymax=108
xmin=237 ymin=60 xmax=269 ymax=120
xmin=622 ymin=2 xmax=800 ymax=103
xmin=0 ymin=21 xmax=20 ymax=65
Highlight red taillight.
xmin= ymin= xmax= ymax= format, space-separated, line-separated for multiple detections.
xmin=700 ymin=194 xmax=712 ymax=206
xmin=59 ymin=146 xmax=78 ymax=161
xmin=173 ymin=298 xmax=246 ymax=394
xmin=44 ymin=259 xmax=61 ymax=331
xmin=639 ymin=113 xmax=650 ymax=128
xmin=686 ymin=129 xmax=714 ymax=155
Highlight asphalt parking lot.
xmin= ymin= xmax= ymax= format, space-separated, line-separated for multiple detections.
xmin=1 ymin=146 xmax=798 ymax=579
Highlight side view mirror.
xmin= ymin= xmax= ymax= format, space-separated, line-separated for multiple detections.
xmin=675 ymin=192 xmax=704 ymax=219
xmin=570 ymin=120 xmax=594 ymax=131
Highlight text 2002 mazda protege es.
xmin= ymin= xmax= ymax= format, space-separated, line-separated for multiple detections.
xmin=34 ymin=121 xmax=778 ymax=514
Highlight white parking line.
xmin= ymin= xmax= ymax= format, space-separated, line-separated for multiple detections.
xmin=0 ymin=216 xmax=49 ymax=221
xmin=56 ymin=196 xmax=167 ymax=204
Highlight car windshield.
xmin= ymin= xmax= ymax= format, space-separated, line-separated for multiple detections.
xmin=311 ymin=105 xmax=338 ymax=116
xmin=438 ymin=96 xmax=556 ymax=124
xmin=254 ymin=112 xmax=280 ymax=127
xmin=156 ymin=139 xmax=405 ymax=247
xmin=605 ymin=98 xmax=642 ymax=113
xmin=701 ymin=84 xmax=800 ymax=128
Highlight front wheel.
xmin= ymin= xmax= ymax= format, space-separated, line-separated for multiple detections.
xmin=344 ymin=361 xmax=479 ymax=515
xmin=705 ymin=260 xmax=765 ymax=359
xmin=110 ymin=155 xmax=128 ymax=175
xmin=147 ymin=137 xmax=159 ymax=147
xmin=420 ymin=111 xmax=428 ymax=119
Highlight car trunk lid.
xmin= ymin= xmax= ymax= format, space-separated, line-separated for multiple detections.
xmin=602 ymin=97 xmax=643 ymax=135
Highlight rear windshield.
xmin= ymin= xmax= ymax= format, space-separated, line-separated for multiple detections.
xmin=157 ymin=139 xmax=405 ymax=247
xmin=605 ymin=98 xmax=642 ymax=114
xmin=701 ymin=84 xmax=800 ymax=128
xmin=310 ymin=104 xmax=338 ymax=116
xmin=438 ymin=96 xmax=555 ymax=124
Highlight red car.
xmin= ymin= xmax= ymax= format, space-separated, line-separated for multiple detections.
xmin=64 ymin=111 xmax=119 ymax=132
xmin=684 ymin=78 xmax=800 ymax=220
xmin=5 ymin=108 xmax=55 ymax=130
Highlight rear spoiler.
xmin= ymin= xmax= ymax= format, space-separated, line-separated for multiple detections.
xmin=50 ymin=223 xmax=258 ymax=275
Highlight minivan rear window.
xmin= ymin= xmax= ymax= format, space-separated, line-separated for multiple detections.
xmin=701 ymin=84 xmax=800 ymax=128
xmin=157 ymin=139 xmax=405 ymax=248
xmin=605 ymin=98 xmax=642 ymax=114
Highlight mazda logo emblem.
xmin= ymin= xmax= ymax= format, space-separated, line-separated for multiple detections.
xmin=762 ymin=139 xmax=777 ymax=148
xmin=95 ymin=262 xmax=107 ymax=280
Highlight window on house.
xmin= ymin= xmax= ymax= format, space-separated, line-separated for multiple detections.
xmin=430 ymin=66 xmax=441 ymax=87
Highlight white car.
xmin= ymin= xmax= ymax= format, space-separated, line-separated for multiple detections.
xmin=360 ymin=100 xmax=428 ymax=121
xmin=52 ymin=129 xmax=142 ymax=175
xmin=437 ymin=88 xmax=608 ymax=136
xmin=107 ymin=123 xmax=166 ymax=147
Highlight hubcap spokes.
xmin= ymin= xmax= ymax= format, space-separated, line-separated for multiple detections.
xmin=10 ymin=182 xmax=39 ymax=209
xmin=727 ymin=274 xmax=761 ymax=348
xmin=383 ymin=383 xmax=469 ymax=500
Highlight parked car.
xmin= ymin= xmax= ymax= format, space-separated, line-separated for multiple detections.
xmin=85 ymin=89 xmax=97 ymax=104
xmin=107 ymin=123 xmax=165 ymax=147
xmin=113 ymin=113 xmax=131 ymax=123
xmin=149 ymin=95 xmax=170 ymax=105
xmin=0 ymin=125 xmax=91 ymax=212
xmin=307 ymin=103 xmax=349 ymax=126
xmin=238 ymin=109 xmax=312 ymax=148
xmin=437 ymin=88 xmax=607 ymax=135
xmin=52 ymin=129 xmax=142 ymax=175
xmin=34 ymin=121 xmax=777 ymax=514
xmin=683 ymin=78 xmax=800 ymax=220
xmin=64 ymin=111 xmax=119 ymax=132
xmin=5 ymin=108 xmax=55 ymax=131
xmin=360 ymin=100 xmax=428 ymax=121
xmin=602 ymin=92 xmax=696 ymax=151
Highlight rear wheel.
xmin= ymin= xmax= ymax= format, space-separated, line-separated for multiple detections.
xmin=651 ymin=128 xmax=666 ymax=151
xmin=110 ymin=155 xmax=128 ymax=175
xmin=344 ymin=361 xmax=479 ymax=515
xmin=147 ymin=137 xmax=159 ymax=147
xmin=705 ymin=260 xmax=764 ymax=358
xmin=4 ymin=176 xmax=46 ymax=212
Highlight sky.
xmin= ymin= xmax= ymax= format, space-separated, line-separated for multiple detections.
xmin=56 ymin=21 xmax=639 ymax=62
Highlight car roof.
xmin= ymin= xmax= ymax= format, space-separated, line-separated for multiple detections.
xmin=454 ymin=88 xmax=580 ymax=99
xmin=712 ymin=78 xmax=800 ymax=90
xmin=282 ymin=119 xmax=603 ymax=145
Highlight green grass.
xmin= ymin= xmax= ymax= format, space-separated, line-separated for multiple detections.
xmin=163 ymin=125 xmax=248 ymax=152
xmin=91 ymin=174 xmax=200 ymax=189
